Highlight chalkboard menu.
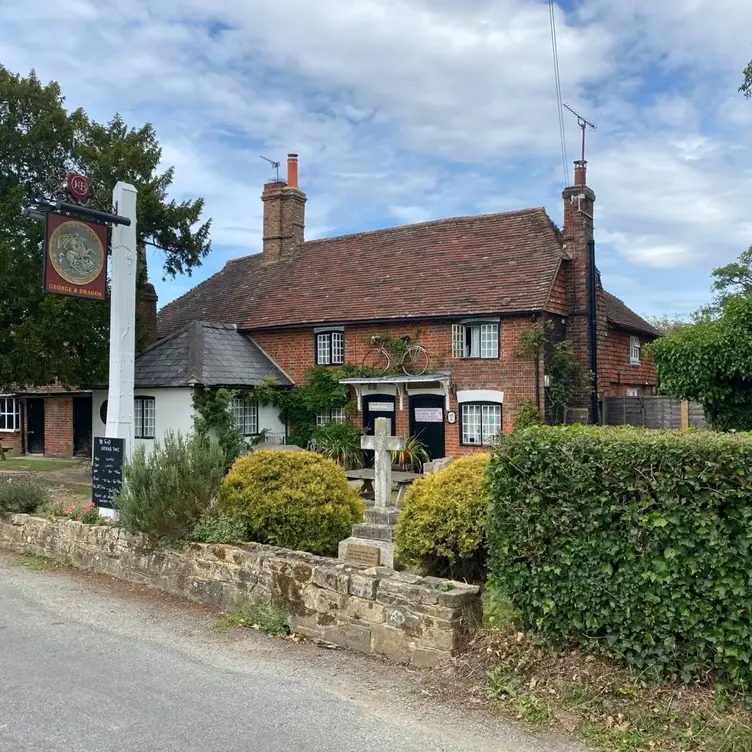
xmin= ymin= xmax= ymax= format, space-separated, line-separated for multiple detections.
xmin=92 ymin=436 xmax=125 ymax=508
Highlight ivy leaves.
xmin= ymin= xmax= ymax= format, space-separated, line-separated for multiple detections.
xmin=488 ymin=426 xmax=752 ymax=690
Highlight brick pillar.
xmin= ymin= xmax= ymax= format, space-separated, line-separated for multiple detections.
xmin=562 ymin=173 xmax=597 ymax=418
xmin=44 ymin=397 xmax=74 ymax=457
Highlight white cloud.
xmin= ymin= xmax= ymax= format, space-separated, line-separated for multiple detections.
xmin=0 ymin=0 xmax=751 ymax=313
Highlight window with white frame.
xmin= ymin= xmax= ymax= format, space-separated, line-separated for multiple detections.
xmin=316 ymin=406 xmax=346 ymax=426
xmin=629 ymin=336 xmax=641 ymax=366
xmin=316 ymin=331 xmax=344 ymax=365
xmin=134 ymin=397 xmax=156 ymax=439
xmin=451 ymin=322 xmax=499 ymax=359
xmin=0 ymin=397 xmax=20 ymax=432
xmin=626 ymin=388 xmax=639 ymax=398
xmin=461 ymin=403 xmax=502 ymax=445
xmin=232 ymin=396 xmax=258 ymax=436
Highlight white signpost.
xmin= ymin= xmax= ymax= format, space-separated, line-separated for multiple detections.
xmin=100 ymin=182 xmax=138 ymax=518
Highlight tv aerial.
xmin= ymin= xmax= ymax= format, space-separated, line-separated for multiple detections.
xmin=259 ymin=156 xmax=281 ymax=182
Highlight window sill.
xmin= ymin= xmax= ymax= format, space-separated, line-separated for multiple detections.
xmin=0 ymin=428 xmax=19 ymax=433
xmin=135 ymin=436 xmax=155 ymax=440
xmin=454 ymin=356 xmax=501 ymax=361
xmin=629 ymin=362 xmax=641 ymax=367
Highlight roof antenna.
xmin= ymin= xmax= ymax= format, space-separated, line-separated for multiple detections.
xmin=259 ymin=156 xmax=281 ymax=182
xmin=563 ymin=104 xmax=597 ymax=164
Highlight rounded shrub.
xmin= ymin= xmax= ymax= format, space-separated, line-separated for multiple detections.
xmin=395 ymin=453 xmax=490 ymax=581
xmin=216 ymin=449 xmax=364 ymax=556
xmin=0 ymin=476 xmax=48 ymax=515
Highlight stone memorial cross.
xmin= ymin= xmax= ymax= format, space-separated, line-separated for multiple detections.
xmin=361 ymin=417 xmax=406 ymax=508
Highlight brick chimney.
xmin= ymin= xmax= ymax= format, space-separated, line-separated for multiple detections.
xmin=138 ymin=281 xmax=159 ymax=345
xmin=562 ymin=160 xmax=599 ymax=420
xmin=262 ymin=154 xmax=306 ymax=262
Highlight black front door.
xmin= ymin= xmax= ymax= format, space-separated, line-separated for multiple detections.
xmin=27 ymin=398 xmax=44 ymax=454
xmin=362 ymin=395 xmax=397 ymax=467
xmin=410 ymin=394 xmax=445 ymax=461
xmin=73 ymin=395 xmax=93 ymax=456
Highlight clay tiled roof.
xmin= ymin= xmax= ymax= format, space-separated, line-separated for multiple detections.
xmin=158 ymin=209 xmax=564 ymax=337
xmin=604 ymin=292 xmax=661 ymax=338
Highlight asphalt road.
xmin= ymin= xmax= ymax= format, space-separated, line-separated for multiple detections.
xmin=0 ymin=553 xmax=581 ymax=752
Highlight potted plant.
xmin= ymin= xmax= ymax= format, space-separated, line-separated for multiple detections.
xmin=392 ymin=435 xmax=430 ymax=472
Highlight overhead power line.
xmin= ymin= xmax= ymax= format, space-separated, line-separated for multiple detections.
xmin=548 ymin=0 xmax=570 ymax=187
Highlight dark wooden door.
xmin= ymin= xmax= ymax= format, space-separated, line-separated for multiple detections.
xmin=362 ymin=395 xmax=397 ymax=467
xmin=409 ymin=394 xmax=445 ymax=461
xmin=27 ymin=399 xmax=44 ymax=454
xmin=73 ymin=395 xmax=93 ymax=456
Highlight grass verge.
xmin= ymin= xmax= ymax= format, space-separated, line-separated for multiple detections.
xmin=214 ymin=603 xmax=289 ymax=636
xmin=14 ymin=553 xmax=57 ymax=570
xmin=0 ymin=458 xmax=78 ymax=472
xmin=451 ymin=627 xmax=752 ymax=752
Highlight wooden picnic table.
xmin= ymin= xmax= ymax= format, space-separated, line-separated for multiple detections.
xmin=345 ymin=468 xmax=421 ymax=504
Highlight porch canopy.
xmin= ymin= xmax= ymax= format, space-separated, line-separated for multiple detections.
xmin=339 ymin=373 xmax=451 ymax=411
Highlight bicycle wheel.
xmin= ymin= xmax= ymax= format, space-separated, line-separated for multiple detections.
xmin=362 ymin=347 xmax=391 ymax=374
xmin=402 ymin=345 xmax=429 ymax=376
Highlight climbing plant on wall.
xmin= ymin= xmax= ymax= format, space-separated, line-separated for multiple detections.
xmin=515 ymin=320 xmax=585 ymax=424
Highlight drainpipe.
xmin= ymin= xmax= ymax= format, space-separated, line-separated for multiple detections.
xmin=588 ymin=238 xmax=599 ymax=424
xmin=534 ymin=317 xmax=541 ymax=413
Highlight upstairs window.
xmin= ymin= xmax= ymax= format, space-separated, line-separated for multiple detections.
xmin=629 ymin=336 xmax=641 ymax=366
xmin=460 ymin=403 xmax=502 ymax=446
xmin=316 ymin=407 xmax=346 ymax=426
xmin=0 ymin=397 xmax=20 ymax=432
xmin=232 ymin=397 xmax=259 ymax=436
xmin=452 ymin=322 xmax=499 ymax=359
xmin=134 ymin=397 xmax=156 ymax=439
xmin=316 ymin=331 xmax=344 ymax=365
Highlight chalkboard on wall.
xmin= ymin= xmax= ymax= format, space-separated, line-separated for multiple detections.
xmin=92 ymin=436 xmax=125 ymax=509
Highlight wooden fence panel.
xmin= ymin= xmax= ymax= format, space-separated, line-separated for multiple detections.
xmin=602 ymin=397 xmax=706 ymax=430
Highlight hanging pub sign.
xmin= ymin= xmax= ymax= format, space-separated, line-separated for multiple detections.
xmin=44 ymin=212 xmax=107 ymax=300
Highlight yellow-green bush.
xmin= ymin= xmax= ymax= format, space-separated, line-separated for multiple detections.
xmin=216 ymin=449 xmax=364 ymax=556
xmin=395 ymin=453 xmax=490 ymax=580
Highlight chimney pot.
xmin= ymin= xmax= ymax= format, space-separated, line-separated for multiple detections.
xmin=287 ymin=153 xmax=299 ymax=189
xmin=574 ymin=160 xmax=587 ymax=187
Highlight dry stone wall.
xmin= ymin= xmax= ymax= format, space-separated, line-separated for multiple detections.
xmin=0 ymin=515 xmax=480 ymax=667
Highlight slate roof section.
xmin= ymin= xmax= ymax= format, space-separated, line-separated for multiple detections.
xmin=157 ymin=209 xmax=565 ymax=337
xmin=134 ymin=321 xmax=292 ymax=388
xmin=604 ymin=292 xmax=661 ymax=338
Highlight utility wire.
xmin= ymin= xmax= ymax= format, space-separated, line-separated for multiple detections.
xmin=548 ymin=0 xmax=570 ymax=187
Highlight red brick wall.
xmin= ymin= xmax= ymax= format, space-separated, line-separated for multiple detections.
xmin=44 ymin=396 xmax=74 ymax=458
xmin=600 ymin=327 xmax=657 ymax=397
xmin=0 ymin=430 xmax=22 ymax=455
xmin=251 ymin=316 xmax=544 ymax=456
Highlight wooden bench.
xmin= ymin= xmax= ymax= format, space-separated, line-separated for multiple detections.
xmin=0 ymin=444 xmax=11 ymax=461
xmin=345 ymin=468 xmax=421 ymax=505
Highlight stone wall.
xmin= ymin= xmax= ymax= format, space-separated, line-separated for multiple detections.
xmin=0 ymin=515 xmax=481 ymax=667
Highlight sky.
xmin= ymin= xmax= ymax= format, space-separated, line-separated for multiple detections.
xmin=1 ymin=0 xmax=751 ymax=319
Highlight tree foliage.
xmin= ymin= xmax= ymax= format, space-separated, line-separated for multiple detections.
xmin=741 ymin=58 xmax=752 ymax=99
xmin=0 ymin=67 xmax=211 ymax=390
xmin=648 ymin=295 xmax=752 ymax=430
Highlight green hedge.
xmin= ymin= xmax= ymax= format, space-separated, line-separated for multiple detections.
xmin=487 ymin=426 xmax=752 ymax=688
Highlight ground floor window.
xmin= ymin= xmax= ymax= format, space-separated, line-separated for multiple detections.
xmin=0 ymin=397 xmax=20 ymax=432
xmin=316 ymin=407 xmax=346 ymax=426
xmin=232 ymin=396 xmax=258 ymax=436
xmin=460 ymin=403 xmax=502 ymax=446
xmin=134 ymin=397 xmax=156 ymax=439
